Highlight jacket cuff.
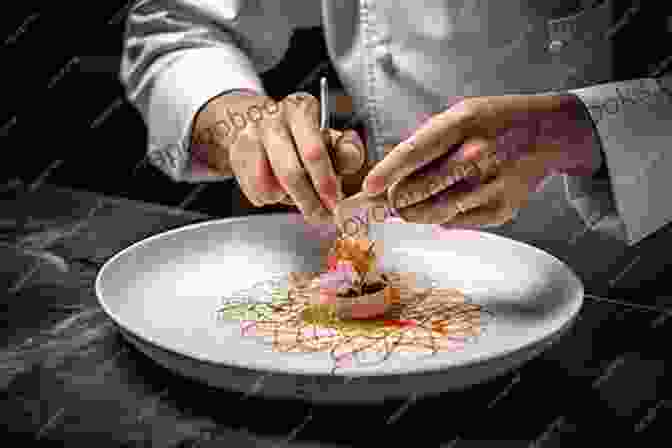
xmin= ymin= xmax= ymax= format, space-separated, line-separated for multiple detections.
xmin=145 ymin=47 xmax=265 ymax=183
xmin=567 ymin=78 xmax=672 ymax=245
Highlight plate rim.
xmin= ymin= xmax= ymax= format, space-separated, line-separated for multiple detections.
xmin=95 ymin=213 xmax=584 ymax=377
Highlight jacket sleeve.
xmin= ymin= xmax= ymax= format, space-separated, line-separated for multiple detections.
xmin=566 ymin=73 xmax=672 ymax=245
xmin=118 ymin=0 xmax=305 ymax=183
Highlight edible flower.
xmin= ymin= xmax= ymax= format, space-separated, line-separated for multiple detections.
xmin=318 ymin=260 xmax=358 ymax=290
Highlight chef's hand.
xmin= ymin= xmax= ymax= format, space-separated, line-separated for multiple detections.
xmin=362 ymin=94 xmax=603 ymax=228
xmin=191 ymin=92 xmax=366 ymax=224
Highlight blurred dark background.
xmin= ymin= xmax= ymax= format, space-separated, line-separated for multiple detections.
xmin=1 ymin=1 xmax=669 ymax=218
xmin=0 ymin=2 xmax=352 ymax=219
xmin=2 ymin=5 xmax=672 ymax=446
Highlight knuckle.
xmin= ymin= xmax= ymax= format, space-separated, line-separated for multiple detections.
xmin=245 ymin=104 xmax=265 ymax=125
xmin=262 ymin=97 xmax=281 ymax=115
xmin=458 ymin=96 xmax=481 ymax=113
xmin=452 ymin=98 xmax=484 ymax=129
xmin=286 ymin=92 xmax=319 ymax=108
xmin=458 ymin=103 xmax=480 ymax=122
xmin=284 ymin=93 xmax=320 ymax=121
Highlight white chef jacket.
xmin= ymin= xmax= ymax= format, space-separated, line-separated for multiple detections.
xmin=119 ymin=0 xmax=672 ymax=246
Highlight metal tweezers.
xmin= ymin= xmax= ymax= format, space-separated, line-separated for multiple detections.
xmin=320 ymin=76 xmax=330 ymax=131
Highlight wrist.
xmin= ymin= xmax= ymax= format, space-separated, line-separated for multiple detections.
xmin=190 ymin=89 xmax=265 ymax=176
xmin=539 ymin=93 xmax=604 ymax=176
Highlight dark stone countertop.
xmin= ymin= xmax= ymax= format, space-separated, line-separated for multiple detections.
xmin=1 ymin=177 xmax=670 ymax=447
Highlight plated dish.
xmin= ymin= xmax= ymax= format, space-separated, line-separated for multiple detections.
xmin=96 ymin=214 xmax=583 ymax=402
xmin=217 ymin=234 xmax=492 ymax=372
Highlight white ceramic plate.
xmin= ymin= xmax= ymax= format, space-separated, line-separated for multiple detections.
xmin=95 ymin=214 xmax=583 ymax=403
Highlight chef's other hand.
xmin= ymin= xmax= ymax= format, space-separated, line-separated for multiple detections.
xmin=362 ymin=94 xmax=603 ymax=228
xmin=191 ymin=92 xmax=366 ymax=224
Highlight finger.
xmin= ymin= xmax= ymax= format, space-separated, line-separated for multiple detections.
xmin=388 ymin=137 xmax=494 ymax=209
xmin=483 ymin=93 xmax=578 ymax=127
xmin=278 ymin=128 xmax=364 ymax=207
xmin=284 ymin=92 xmax=341 ymax=210
xmin=329 ymin=129 xmax=366 ymax=175
xmin=279 ymin=175 xmax=345 ymax=208
xmin=362 ymin=100 xmax=478 ymax=196
xmin=276 ymin=125 xmax=364 ymax=208
xmin=395 ymin=174 xmax=505 ymax=224
xmin=228 ymin=133 xmax=270 ymax=206
xmin=262 ymin=105 xmax=331 ymax=223
xmin=231 ymin=130 xmax=289 ymax=206
xmin=439 ymin=199 xmax=517 ymax=228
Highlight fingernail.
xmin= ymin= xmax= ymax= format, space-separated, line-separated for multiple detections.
xmin=322 ymin=195 xmax=337 ymax=211
xmin=363 ymin=176 xmax=385 ymax=195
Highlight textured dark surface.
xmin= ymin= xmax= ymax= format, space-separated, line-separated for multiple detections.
xmin=1 ymin=2 xmax=671 ymax=447
xmin=1 ymin=180 xmax=670 ymax=447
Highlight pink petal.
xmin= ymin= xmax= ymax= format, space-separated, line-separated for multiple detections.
xmin=240 ymin=321 xmax=257 ymax=336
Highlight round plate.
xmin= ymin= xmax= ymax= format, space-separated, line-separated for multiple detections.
xmin=95 ymin=213 xmax=583 ymax=403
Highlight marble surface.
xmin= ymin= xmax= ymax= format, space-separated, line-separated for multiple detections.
xmin=1 ymin=179 xmax=670 ymax=447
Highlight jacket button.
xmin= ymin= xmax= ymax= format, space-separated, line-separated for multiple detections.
xmin=374 ymin=44 xmax=397 ymax=73
xmin=548 ymin=40 xmax=566 ymax=53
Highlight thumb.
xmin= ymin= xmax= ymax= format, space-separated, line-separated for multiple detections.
xmin=325 ymin=129 xmax=366 ymax=175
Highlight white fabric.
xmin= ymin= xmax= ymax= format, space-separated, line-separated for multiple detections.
xmin=120 ymin=0 xmax=672 ymax=245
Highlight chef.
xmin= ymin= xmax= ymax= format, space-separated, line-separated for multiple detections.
xmin=120 ymin=0 xmax=672 ymax=246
